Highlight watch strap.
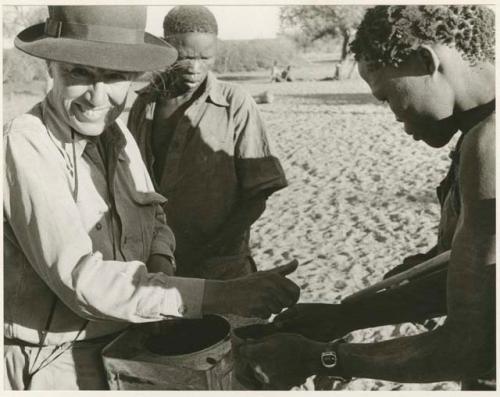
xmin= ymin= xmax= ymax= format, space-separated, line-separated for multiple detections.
xmin=321 ymin=338 xmax=351 ymax=382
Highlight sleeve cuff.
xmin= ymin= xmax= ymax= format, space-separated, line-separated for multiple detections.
xmin=160 ymin=277 xmax=205 ymax=319
xmin=150 ymin=240 xmax=175 ymax=259
xmin=236 ymin=156 xmax=288 ymax=198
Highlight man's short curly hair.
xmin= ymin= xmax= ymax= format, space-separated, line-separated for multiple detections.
xmin=163 ymin=5 xmax=218 ymax=37
xmin=351 ymin=5 xmax=495 ymax=68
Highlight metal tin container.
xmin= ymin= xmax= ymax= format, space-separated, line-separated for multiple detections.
xmin=102 ymin=315 xmax=233 ymax=390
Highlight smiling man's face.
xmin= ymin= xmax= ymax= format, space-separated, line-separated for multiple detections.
xmin=49 ymin=62 xmax=136 ymax=136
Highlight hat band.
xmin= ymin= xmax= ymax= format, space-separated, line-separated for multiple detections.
xmin=44 ymin=18 xmax=144 ymax=44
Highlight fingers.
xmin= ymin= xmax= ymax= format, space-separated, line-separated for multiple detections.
xmin=274 ymin=306 xmax=299 ymax=328
xmin=238 ymin=337 xmax=299 ymax=390
xmin=267 ymin=294 xmax=289 ymax=315
xmin=252 ymin=308 xmax=272 ymax=320
xmin=269 ymin=275 xmax=300 ymax=308
xmin=253 ymin=365 xmax=270 ymax=385
xmin=268 ymin=259 xmax=299 ymax=277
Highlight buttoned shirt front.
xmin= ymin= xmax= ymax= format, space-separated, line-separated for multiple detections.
xmin=4 ymin=95 xmax=204 ymax=346
xmin=128 ymin=72 xmax=287 ymax=278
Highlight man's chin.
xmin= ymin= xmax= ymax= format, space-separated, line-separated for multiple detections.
xmin=69 ymin=110 xmax=123 ymax=137
xmin=424 ymin=138 xmax=450 ymax=149
xmin=410 ymin=122 xmax=458 ymax=148
xmin=70 ymin=119 xmax=107 ymax=137
xmin=421 ymin=131 xmax=457 ymax=148
xmin=182 ymin=81 xmax=202 ymax=92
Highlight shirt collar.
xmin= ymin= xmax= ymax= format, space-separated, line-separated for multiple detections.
xmin=204 ymin=72 xmax=229 ymax=107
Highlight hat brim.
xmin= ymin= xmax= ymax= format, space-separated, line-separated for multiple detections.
xmin=15 ymin=23 xmax=177 ymax=72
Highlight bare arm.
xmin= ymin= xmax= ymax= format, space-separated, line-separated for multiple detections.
xmin=330 ymin=122 xmax=496 ymax=382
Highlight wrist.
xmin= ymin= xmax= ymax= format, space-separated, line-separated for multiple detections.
xmin=202 ymin=280 xmax=228 ymax=314
xmin=317 ymin=339 xmax=351 ymax=381
xmin=305 ymin=340 xmax=329 ymax=377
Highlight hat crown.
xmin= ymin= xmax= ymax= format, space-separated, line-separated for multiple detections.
xmin=48 ymin=6 xmax=146 ymax=31
xmin=15 ymin=5 xmax=178 ymax=72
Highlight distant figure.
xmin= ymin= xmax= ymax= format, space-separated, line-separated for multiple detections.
xmin=253 ymin=90 xmax=274 ymax=104
xmin=281 ymin=65 xmax=293 ymax=82
xmin=270 ymin=60 xmax=282 ymax=83
xmin=333 ymin=62 xmax=341 ymax=81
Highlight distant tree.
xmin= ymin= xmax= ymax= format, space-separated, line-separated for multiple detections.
xmin=3 ymin=5 xmax=47 ymax=38
xmin=280 ymin=6 xmax=365 ymax=64
xmin=3 ymin=6 xmax=48 ymax=87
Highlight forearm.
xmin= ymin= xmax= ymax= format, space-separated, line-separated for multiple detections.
xmin=305 ymin=325 xmax=492 ymax=383
xmin=340 ymin=268 xmax=447 ymax=334
xmin=204 ymin=196 xmax=266 ymax=252
xmin=342 ymin=324 xmax=493 ymax=382
xmin=202 ymin=279 xmax=228 ymax=314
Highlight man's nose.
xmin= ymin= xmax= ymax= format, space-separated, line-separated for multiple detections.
xmin=185 ymin=60 xmax=201 ymax=74
xmin=86 ymin=81 xmax=107 ymax=107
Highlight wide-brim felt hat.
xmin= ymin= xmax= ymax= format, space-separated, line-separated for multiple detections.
xmin=15 ymin=5 xmax=177 ymax=72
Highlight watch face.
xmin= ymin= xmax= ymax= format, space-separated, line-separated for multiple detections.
xmin=321 ymin=351 xmax=338 ymax=368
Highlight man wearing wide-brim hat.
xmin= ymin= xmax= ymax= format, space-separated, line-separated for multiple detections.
xmin=4 ymin=6 xmax=300 ymax=390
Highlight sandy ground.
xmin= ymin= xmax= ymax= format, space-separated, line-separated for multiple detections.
xmin=3 ymin=57 xmax=460 ymax=390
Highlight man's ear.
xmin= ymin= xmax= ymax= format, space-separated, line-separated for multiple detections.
xmin=417 ymin=45 xmax=440 ymax=77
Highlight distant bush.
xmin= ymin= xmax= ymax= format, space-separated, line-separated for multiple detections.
xmin=4 ymin=48 xmax=47 ymax=85
xmin=215 ymin=38 xmax=298 ymax=73
xmin=3 ymin=37 xmax=299 ymax=87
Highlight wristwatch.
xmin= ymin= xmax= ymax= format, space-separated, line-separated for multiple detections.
xmin=320 ymin=338 xmax=351 ymax=382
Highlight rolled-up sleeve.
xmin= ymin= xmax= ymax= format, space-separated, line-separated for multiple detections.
xmin=150 ymin=203 xmax=176 ymax=260
xmin=4 ymin=124 xmax=204 ymax=323
xmin=233 ymin=92 xmax=287 ymax=198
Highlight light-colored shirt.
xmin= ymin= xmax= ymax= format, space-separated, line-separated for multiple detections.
xmin=4 ymin=95 xmax=205 ymax=346
xmin=128 ymin=72 xmax=287 ymax=278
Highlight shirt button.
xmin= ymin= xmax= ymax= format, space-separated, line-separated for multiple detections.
xmin=178 ymin=304 xmax=187 ymax=315
xmin=123 ymin=237 xmax=128 ymax=245
xmin=96 ymin=223 xmax=102 ymax=231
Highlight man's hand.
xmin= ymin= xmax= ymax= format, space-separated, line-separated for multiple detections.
xmin=238 ymin=333 xmax=322 ymax=390
xmin=146 ymin=254 xmax=175 ymax=276
xmin=274 ymin=303 xmax=347 ymax=341
xmin=203 ymin=260 xmax=300 ymax=319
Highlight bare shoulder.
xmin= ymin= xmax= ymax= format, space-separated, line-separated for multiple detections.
xmin=459 ymin=112 xmax=495 ymax=202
